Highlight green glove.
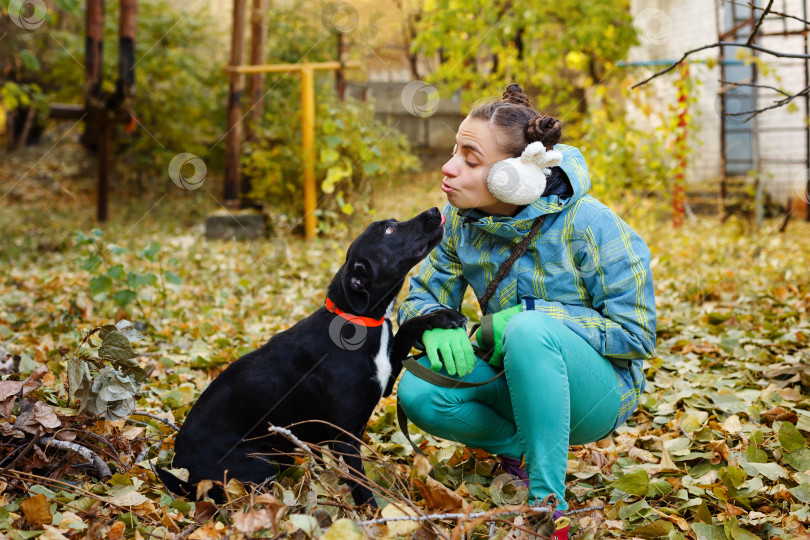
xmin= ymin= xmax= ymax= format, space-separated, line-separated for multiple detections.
xmin=422 ymin=327 xmax=476 ymax=377
xmin=476 ymin=305 xmax=523 ymax=367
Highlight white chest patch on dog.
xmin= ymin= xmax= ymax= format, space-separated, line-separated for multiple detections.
xmin=372 ymin=299 xmax=396 ymax=394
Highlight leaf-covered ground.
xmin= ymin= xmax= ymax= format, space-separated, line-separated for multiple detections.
xmin=1 ymin=137 xmax=810 ymax=539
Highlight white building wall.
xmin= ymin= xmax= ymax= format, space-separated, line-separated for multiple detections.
xmin=629 ymin=0 xmax=809 ymax=203
xmin=628 ymin=0 xmax=724 ymax=187
xmin=627 ymin=0 xmax=722 ymax=183
xmin=755 ymin=0 xmax=809 ymax=203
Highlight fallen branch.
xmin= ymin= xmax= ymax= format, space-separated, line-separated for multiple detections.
xmin=39 ymin=436 xmax=111 ymax=478
xmin=0 ymin=433 xmax=41 ymax=476
xmin=266 ymin=426 xmax=317 ymax=457
xmin=356 ymin=505 xmax=552 ymax=526
xmin=132 ymin=410 xmax=180 ymax=432
xmin=566 ymin=504 xmax=606 ymax=515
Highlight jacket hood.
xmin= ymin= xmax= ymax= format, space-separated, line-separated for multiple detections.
xmin=454 ymin=144 xmax=592 ymax=239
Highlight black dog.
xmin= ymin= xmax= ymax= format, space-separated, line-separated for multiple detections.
xmin=156 ymin=207 xmax=464 ymax=506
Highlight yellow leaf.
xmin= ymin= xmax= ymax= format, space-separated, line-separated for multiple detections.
xmin=20 ymin=493 xmax=52 ymax=527
xmin=722 ymin=415 xmax=742 ymax=434
xmin=381 ymin=503 xmax=420 ymax=536
xmin=108 ymin=490 xmax=149 ymax=507
xmin=40 ymin=526 xmax=70 ymax=540
xmin=322 ymin=518 xmax=365 ymax=540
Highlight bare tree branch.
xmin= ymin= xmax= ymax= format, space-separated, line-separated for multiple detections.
xmin=730 ymin=0 xmax=810 ymax=27
xmin=632 ymin=41 xmax=810 ymax=89
xmin=719 ymin=79 xmax=792 ymax=97
xmin=747 ymin=0 xmax=774 ymax=46
xmin=728 ymin=85 xmax=810 ymax=121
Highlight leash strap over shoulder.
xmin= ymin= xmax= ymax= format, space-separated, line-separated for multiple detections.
xmin=476 ymin=215 xmax=545 ymax=315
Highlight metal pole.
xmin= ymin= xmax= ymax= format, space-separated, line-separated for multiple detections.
xmin=804 ymin=0 xmax=810 ymax=220
xmin=716 ymin=0 xmax=728 ymax=219
xmin=301 ymin=66 xmax=317 ymax=240
xmin=225 ymin=0 xmax=247 ymax=204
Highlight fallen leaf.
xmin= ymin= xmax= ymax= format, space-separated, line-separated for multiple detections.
xmin=322 ymin=518 xmax=365 ymax=540
xmin=22 ymin=365 xmax=49 ymax=396
xmin=20 ymin=493 xmax=52 ymax=527
xmin=762 ymin=407 xmax=798 ymax=425
xmin=414 ymin=476 xmax=471 ymax=513
xmin=0 ymin=380 xmax=23 ymax=417
xmin=107 ymin=521 xmax=125 ymax=540
xmin=196 ymin=479 xmax=214 ymax=500
xmin=232 ymin=506 xmax=286 ymax=535
xmin=725 ymin=501 xmax=747 ymax=516
xmin=40 ymin=526 xmax=70 ymax=540
xmin=381 ymin=503 xmax=420 ymax=536
xmin=191 ymin=502 xmax=216 ymax=525
xmin=108 ymin=490 xmax=149 ymax=507
xmin=413 ymin=452 xmax=432 ymax=476
xmin=722 ymin=414 xmax=742 ymax=434
xmin=189 ymin=523 xmax=225 ymax=539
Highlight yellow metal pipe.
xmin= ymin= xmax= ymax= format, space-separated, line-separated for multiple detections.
xmin=229 ymin=60 xmax=361 ymax=74
xmin=300 ymin=65 xmax=317 ymax=241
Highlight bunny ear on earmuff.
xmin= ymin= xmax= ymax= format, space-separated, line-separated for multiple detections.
xmin=520 ymin=142 xmax=563 ymax=169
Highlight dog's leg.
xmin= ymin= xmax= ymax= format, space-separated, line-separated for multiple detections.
xmin=386 ymin=309 xmax=467 ymax=396
xmin=332 ymin=437 xmax=376 ymax=507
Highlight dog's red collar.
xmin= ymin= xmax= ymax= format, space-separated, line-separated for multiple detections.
xmin=324 ymin=298 xmax=386 ymax=327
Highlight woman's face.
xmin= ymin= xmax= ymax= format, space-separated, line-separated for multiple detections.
xmin=441 ymin=117 xmax=519 ymax=216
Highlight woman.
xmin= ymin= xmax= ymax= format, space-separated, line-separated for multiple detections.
xmin=396 ymin=84 xmax=656 ymax=538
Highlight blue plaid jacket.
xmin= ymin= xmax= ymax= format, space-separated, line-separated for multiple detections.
xmin=397 ymin=144 xmax=657 ymax=430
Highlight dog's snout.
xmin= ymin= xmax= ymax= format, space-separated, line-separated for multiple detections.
xmin=424 ymin=207 xmax=442 ymax=230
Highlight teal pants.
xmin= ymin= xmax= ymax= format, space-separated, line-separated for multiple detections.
xmin=398 ymin=311 xmax=623 ymax=510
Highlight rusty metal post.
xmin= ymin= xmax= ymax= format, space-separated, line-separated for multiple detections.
xmin=243 ymin=0 xmax=267 ymax=201
xmin=117 ymin=0 xmax=137 ymax=104
xmin=246 ymin=0 xmax=267 ymax=142
xmin=86 ymin=0 xmax=104 ymax=97
xmin=225 ymin=0 xmax=248 ymax=204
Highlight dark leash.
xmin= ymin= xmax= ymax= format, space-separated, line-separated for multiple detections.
xmin=397 ymin=216 xmax=545 ymax=456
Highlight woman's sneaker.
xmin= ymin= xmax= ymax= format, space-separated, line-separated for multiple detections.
xmin=552 ymin=510 xmax=570 ymax=540
xmin=525 ymin=495 xmax=569 ymax=540
xmin=497 ymin=455 xmax=529 ymax=487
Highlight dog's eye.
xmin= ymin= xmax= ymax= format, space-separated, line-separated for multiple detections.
xmin=384 ymin=226 xmax=395 ymax=235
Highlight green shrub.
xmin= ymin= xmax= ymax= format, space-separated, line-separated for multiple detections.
xmin=243 ymin=92 xmax=419 ymax=230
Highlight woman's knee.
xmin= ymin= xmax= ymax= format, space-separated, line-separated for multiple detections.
xmin=503 ymin=311 xmax=566 ymax=354
xmin=397 ymin=370 xmax=432 ymax=416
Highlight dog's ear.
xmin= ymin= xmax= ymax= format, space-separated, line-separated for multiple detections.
xmin=343 ymin=260 xmax=371 ymax=314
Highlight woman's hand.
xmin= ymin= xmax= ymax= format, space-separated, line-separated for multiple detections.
xmin=476 ymin=305 xmax=522 ymax=366
xmin=422 ymin=328 xmax=476 ymax=377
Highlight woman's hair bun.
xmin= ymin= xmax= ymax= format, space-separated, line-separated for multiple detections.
xmin=526 ymin=115 xmax=562 ymax=149
xmin=502 ymin=83 xmax=531 ymax=108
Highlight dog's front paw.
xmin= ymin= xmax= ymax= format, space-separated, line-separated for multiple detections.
xmin=422 ymin=308 xmax=466 ymax=330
